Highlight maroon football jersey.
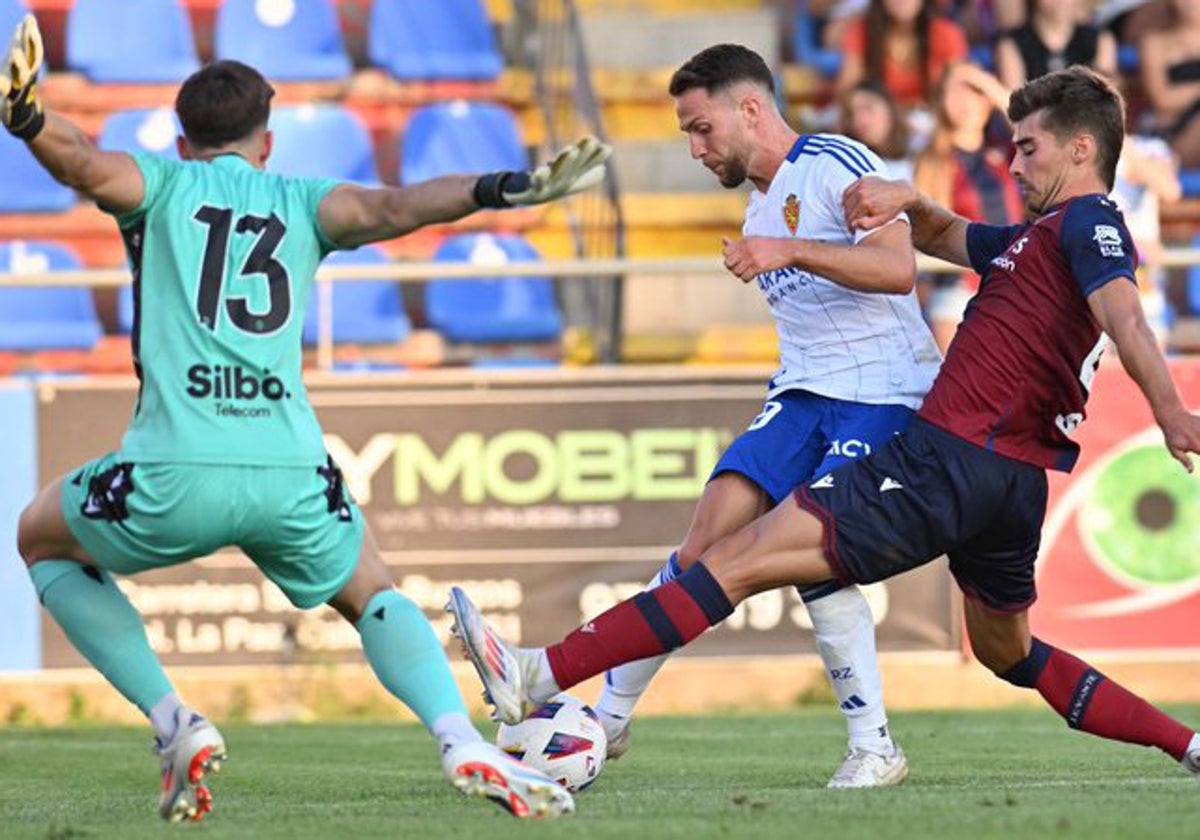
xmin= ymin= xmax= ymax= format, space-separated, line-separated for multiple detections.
xmin=917 ymin=194 xmax=1137 ymax=471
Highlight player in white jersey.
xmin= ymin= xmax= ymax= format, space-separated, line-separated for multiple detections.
xmin=591 ymin=44 xmax=941 ymax=788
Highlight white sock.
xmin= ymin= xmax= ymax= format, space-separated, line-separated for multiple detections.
xmin=805 ymin=585 xmax=894 ymax=754
xmin=1183 ymin=733 xmax=1200 ymax=769
xmin=148 ymin=692 xmax=185 ymax=743
xmin=431 ymin=712 xmax=483 ymax=754
xmin=522 ymin=648 xmax=562 ymax=705
xmin=594 ymin=556 xmax=680 ymax=721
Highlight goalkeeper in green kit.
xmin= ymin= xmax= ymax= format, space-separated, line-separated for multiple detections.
xmin=6 ymin=14 xmax=608 ymax=823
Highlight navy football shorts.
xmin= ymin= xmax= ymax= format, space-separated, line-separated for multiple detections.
xmin=794 ymin=417 xmax=1048 ymax=612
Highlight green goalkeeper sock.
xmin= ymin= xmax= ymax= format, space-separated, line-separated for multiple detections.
xmin=356 ymin=589 xmax=471 ymax=732
xmin=30 ymin=560 xmax=174 ymax=715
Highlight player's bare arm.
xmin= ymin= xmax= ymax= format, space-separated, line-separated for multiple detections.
xmin=843 ymin=177 xmax=972 ymax=268
xmin=29 ymin=113 xmax=145 ymax=213
xmin=318 ymin=136 xmax=611 ymax=249
xmin=721 ymin=219 xmax=915 ymax=293
xmin=317 ymin=176 xmax=480 ymax=249
xmin=1088 ymin=278 xmax=1200 ymax=471
xmin=2 ymin=15 xmax=143 ymax=213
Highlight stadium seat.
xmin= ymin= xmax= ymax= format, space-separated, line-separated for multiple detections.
xmin=0 ymin=131 xmax=76 ymax=212
xmin=427 ymin=233 xmax=562 ymax=343
xmin=269 ymin=104 xmax=378 ymax=182
xmin=0 ymin=0 xmax=28 ymax=34
xmin=215 ymin=0 xmax=351 ymax=82
xmin=1180 ymin=168 xmax=1200 ymax=199
xmin=0 ymin=241 xmax=102 ymax=351
xmin=1188 ymin=233 xmax=1200 ymax=316
xmin=792 ymin=9 xmax=841 ymax=78
xmin=400 ymin=101 xmax=525 ymax=185
xmin=368 ymin=0 xmax=502 ymax=81
xmin=98 ymin=108 xmax=182 ymax=159
xmin=117 ymin=283 xmax=135 ymax=334
xmin=303 ymin=245 xmax=411 ymax=345
xmin=66 ymin=0 xmax=199 ymax=83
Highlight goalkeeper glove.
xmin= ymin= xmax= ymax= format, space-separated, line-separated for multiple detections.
xmin=0 ymin=14 xmax=45 ymax=141
xmin=474 ymin=135 xmax=611 ymax=208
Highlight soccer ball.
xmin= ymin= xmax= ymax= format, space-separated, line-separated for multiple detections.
xmin=496 ymin=695 xmax=607 ymax=792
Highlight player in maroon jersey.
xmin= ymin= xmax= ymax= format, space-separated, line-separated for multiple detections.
xmin=447 ymin=66 xmax=1200 ymax=776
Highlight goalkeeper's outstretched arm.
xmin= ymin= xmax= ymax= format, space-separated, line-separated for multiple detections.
xmin=28 ymin=112 xmax=144 ymax=214
xmin=2 ymin=15 xmax=143 ymax=214
xmin=318 ymin=136 xmax=611 ymax=249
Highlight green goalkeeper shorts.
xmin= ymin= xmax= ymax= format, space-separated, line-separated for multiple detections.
xmin=61 ymin=452 xmax=364 ymax=609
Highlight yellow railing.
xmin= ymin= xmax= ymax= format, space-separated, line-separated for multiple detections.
xmin=3 ymin=250 xmax=1199 ymax=369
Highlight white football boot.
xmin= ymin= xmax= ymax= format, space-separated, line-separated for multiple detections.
xmin=155 ymin=707 xmax=227 ymax=822
xmin=442 ymin=740 xmax=575 ymax=818
xmin=446 ymin=586 xmax=537 ymax=725
xmin=598 ymin=712 xmax=633 ymax=761
xmin=826 ymin=745 xmax=909 ymax=789
xmin=1182 ymin=742 xmax=1200 ymax=777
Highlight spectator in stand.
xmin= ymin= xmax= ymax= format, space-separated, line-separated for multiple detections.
xmin=995 ymin=0 xmax=1118 ymax=91
xmin=838 ymin=80 xmax=916 ymax=179
xmin=1095 ymin=0 xmax=1175 ymax=47
xmin=913 ymin=61 xmax=1021 ymax=351
xmin=1139 ymin=0 xmax=1200 ymax=168
xmin=943 ymin=0 xmax=1029 ymax=46
xmin=1112 ymin=133 xmax=1183 ymax=347
xmin=836 ymin=0 xmax=969 ymax=110
xmin=809 ymin=0 xmax=868 ymax=54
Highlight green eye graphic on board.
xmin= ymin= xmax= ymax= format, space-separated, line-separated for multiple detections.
xmin=1079 ymin=445 xmax=1200 ymax=586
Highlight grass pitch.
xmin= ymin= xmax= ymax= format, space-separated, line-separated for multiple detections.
xmin=3 ymin=706 xmax=1196 ymax=839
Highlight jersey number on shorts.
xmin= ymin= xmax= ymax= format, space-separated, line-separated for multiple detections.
xmin=194 ymin=205 xmax=291 ymax=335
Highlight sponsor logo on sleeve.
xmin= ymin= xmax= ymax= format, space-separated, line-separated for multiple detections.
xmin=1093 ymin=225 xmax=1124 ymax=257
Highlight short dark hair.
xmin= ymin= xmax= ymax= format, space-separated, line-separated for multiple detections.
xmin=1007 ymin=65 xmax=1124 ymax=191
xmin=668 ymin=44 xmax=774 ymax=98
xmin=175 ymin=61 xmax=275 ymax=150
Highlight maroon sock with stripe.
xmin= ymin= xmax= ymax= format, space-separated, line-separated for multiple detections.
xmin=545 ymin=562 xmax=734 ymax=690
xmin=1001 ymin=638 xmax=1193 ymax=760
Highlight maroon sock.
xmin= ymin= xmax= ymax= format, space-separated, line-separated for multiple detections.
xmin=1003 ymin=638 xmax=1193 ymax=760
xmin=545 ymin=562 xmax=733 ymax=690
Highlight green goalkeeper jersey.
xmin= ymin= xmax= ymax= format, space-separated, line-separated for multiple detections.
xmin=110 ymin=152 xmax=342 ymax=466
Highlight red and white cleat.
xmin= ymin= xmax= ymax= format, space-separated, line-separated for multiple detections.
xmin=156 ymin=708 xmax=227 ymax=822
xmin=443 ymin=741 xmax=575 ymax=819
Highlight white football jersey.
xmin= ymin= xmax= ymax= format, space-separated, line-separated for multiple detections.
xmin=744 ymin=133 xmax=942 ymax=408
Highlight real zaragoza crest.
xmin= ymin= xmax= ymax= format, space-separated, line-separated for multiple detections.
xmin=783 ymin=193 xmax=800 ymax=234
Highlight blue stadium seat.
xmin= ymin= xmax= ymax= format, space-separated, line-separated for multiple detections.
xmin=269 ymin=104 xmax=378 ymax=182
xmin=0 ymin=241 xmax=101 ymax=350
xmin=215 ymin=0 xmax=351 ymax=82
xmin=0 ymin=0 xmax=28 ymax=35
xmin=0 ymin=131 xmax=76 ymax=212
xmin=792 ymin=9 xmax=841 ymax=78
xmin=368 ymin=0 xmax=502 ymax=81
xmin=1180 ymin=168 xmax=1200 ymax=199
xmin=1188 ymin=234 xmax=1200 ymax=316
xmin=400 ymin=101 xmax=524 ymax=185
xmin=427 ymin=233 xmax=562 ymax=343
xmin=66 ymin=0 xmax=199 ymax=83
xmin=303 ymin=245 xmax=411 ymax=344
xmin=117 ymin=282 xmax=134 ymax=334
xmin=98 ymin=108 xmax=182 ymax=159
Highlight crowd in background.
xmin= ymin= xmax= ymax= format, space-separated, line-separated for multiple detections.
xmin=794 ymin=0 xmax=1198 ymax=349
